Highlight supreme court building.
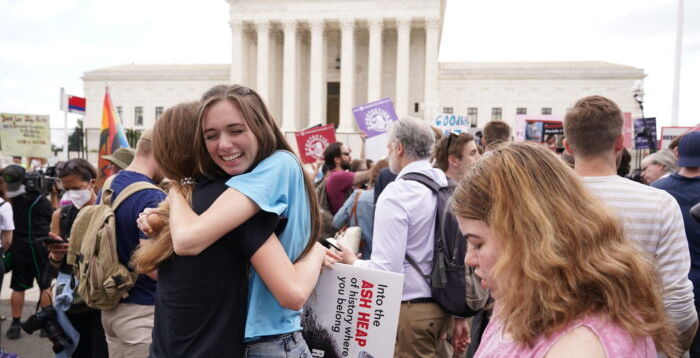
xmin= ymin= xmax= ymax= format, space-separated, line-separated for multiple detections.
xmin=83 ymin=0 xmax=645 ymax=149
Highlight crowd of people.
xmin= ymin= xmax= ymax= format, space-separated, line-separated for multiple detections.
xmin=0 ymin=87 xmax=698 ymax=358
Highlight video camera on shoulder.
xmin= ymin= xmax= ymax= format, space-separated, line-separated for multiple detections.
xmin=24 ymin=166 xmax=57 ymax=194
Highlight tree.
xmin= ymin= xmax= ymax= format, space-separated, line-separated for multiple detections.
xmin=68 ymin=119 xmax=84 ymax=152
xmin=125 ymin=128 xmax=142 ymax=148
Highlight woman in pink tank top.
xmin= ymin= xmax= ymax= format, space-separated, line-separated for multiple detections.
xmin=451 ymin=143 xmax=681 ymax=358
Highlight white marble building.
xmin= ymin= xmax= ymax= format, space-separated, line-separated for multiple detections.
xmin=82 ymin=0 xmax=645 ymax=151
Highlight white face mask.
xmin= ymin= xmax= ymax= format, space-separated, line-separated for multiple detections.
xmin=6 ymin=185 xmax=26 ymax=199
xmin=67 ymin=189 xmax=92 ymax=209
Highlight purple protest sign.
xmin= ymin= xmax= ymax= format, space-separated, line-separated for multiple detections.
xmin=352 ymin=98 xmax=398 ymax=138
xmin=633 ymin=117 xmax=657 ymax=149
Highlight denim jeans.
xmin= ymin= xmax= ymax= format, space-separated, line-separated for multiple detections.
xmin=244 ymin=331 xmax=310 ymax=358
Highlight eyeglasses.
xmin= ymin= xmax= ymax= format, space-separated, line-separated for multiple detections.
xmin=56 ymin=160 xmax=94 ymax=179
xmin=56 ymin=160 xmax=81 ymax=176
xmin=446 ymin=131 xmax=461 ymax=151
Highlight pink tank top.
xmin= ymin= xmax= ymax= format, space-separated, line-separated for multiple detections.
xmin=474 ymin=314 xmax=657 ymax=358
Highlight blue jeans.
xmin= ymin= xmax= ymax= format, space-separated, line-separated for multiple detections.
xmin=244 ymin=331 xmax=310 ymax=358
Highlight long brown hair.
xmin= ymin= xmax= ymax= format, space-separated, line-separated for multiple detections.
xmin=451 ymin=142 xmax=680 ymax=356
xmin=131 ymin=102 xmax=200 ymax=273
xmin=194 ymin=84 xmax=321 ymax=261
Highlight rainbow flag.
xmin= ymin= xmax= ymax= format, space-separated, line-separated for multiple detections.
xmin=98 ymin=87 xmax=130 ymax=179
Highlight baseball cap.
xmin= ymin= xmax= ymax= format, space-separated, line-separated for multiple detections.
xmin=1 ymin=164 xmax=26 ymax=191
xmin=678 ymin=131 xmax=700 ymax=167
xmin=103 ymin=147 xmax=135 ymax=170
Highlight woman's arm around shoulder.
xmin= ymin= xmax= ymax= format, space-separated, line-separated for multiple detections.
xmin=170 ymin=151 xmax=297 ymax=256
xmin=169 ymin=187 xmax=259 ymax=256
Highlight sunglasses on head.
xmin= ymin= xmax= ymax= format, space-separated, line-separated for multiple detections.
xmin=56 ymin=160 xmax=81 ymax=174
xmin=446 ymin=130 xmax=461 ymax=151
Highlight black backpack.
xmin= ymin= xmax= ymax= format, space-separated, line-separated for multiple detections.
xmin=402 ymin=172 xmax=476 ymax=317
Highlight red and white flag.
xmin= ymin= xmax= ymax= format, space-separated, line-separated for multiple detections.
xmin=60 ymin=88 xmax=86 ymax=115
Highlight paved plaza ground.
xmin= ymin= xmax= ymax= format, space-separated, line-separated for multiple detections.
xmin=0 ymin=272 xmax=53 ymax=357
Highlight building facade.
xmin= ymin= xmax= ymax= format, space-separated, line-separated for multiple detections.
xmin=83 ymin=0 xmax=645 ymax=152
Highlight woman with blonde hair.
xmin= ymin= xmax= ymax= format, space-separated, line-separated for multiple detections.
xmin=451 ymin=142 xmax=680 ymax=357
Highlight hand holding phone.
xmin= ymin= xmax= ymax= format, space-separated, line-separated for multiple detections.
xmin=320 ymin=237 xmax=341 ymax=251
xmin=36 ymin=236 xmax=67 ymax=245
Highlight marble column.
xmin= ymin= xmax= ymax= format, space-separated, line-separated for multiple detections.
xmin=229 ymin=19 xmax=244 ymax=84
xmin=423 ymin=18 xmax=440 ymax=121
xmin=367 ymin=18 xmax=383 ymax=102
xmin=255 ymin=20 xmax=270 ymax=102
xmin=395 ymin=18 xmax=411 ymax=118
xmin=308 ymin=19 xmax=325 ymax=127
xmin=282 ymin=20 xmax=297 ymax=132
xmin=339 ymin=18 xmax=355 ymax=132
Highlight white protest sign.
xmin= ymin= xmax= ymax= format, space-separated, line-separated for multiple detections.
xmin=364 ymin=133 xmax=389 ymax=161
xmin=660 ymin=127 xmax=692 ymax=150
xmin=0 ymin=113 xmax=51 ymax=158
xmin=302 ymin=263 xmax=404 ymax=358
xmin=434 ymin=114 xmax=470 ymax=135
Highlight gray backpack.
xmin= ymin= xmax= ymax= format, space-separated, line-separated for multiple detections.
xmin=402 ymin=173 xmax=488 ymax=316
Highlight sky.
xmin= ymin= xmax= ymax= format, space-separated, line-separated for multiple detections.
xmin=0 ymin=0 xmax=698 ymax=147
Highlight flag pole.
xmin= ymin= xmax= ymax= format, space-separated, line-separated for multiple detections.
xmin=64 ymin=111 xmax=69 ymax=160
xmin=671 ymin=0 xmax=683 ymax=126
xmin=60 ymin=87 xmax=69 ymax=160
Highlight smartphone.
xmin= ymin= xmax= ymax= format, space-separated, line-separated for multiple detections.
xmin=35 ymin=236 xmax=67 ymax=245
xmin=320 ymin=237 xmax=341 ymax=251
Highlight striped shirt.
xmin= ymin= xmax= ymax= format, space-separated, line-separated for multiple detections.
xmin=583 ymin=175 xmax=697 ymax=333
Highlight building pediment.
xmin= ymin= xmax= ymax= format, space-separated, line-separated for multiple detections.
xmin=227 ymin=0 xmax=445 ymax=25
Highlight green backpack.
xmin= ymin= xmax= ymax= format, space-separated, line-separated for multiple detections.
xmin=66 ymin=175 xmax=164 ymax=310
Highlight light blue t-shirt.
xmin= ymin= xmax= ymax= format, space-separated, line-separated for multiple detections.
xmin=226 ymin=150 xmax=311 ymax=340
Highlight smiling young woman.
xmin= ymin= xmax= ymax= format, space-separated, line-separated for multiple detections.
xmin=147 ymin=85 xmax=328 ymax=357
xmin=133 ymin=95 xmax=338 ymax=357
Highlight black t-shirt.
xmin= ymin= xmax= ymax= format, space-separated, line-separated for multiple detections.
xmin=58 ymin=204 xmax=80 ymax=275
xmin=9 ymin=191 xmax=53 ymax=260
xmin=149 ymin=176 xmax=278 ymax=358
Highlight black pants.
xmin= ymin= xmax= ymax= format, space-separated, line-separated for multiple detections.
xmin=691 ymin=304 xmax=700 ymax=358
xmin=66 ymin=309 xmax=108 ymax=358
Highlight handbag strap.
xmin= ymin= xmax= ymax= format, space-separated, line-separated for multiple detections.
xmin=349 ymin=190 xmax=363 ymax=227
xmin=405 ymin=254 xmax=431 ymax=283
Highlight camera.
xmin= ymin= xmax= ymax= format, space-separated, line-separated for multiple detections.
xmin=22 ymin=306 xmax=72 ymax=353
xmin=24 ymin=167 xmax=57 ymax=194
